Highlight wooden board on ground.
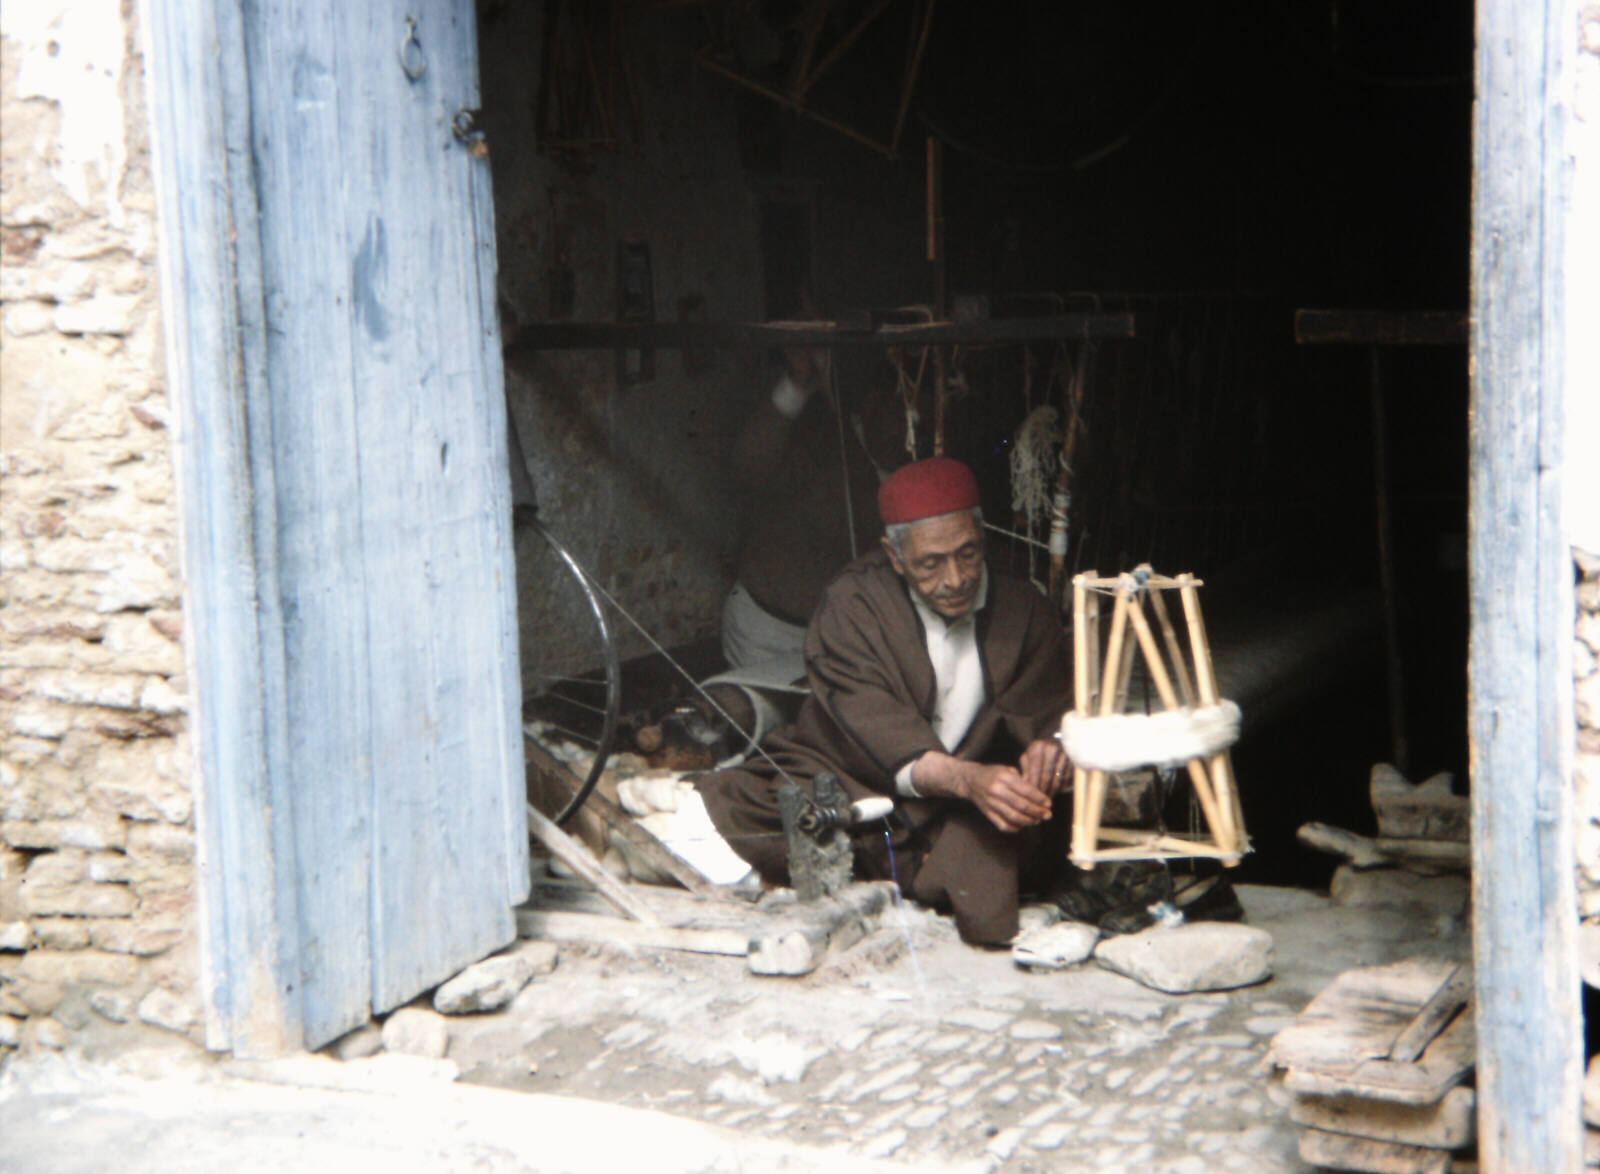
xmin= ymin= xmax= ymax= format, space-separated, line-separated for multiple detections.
xmin=1290 ymin=1087 xmax=1475 ymax=1150
xmin=516 ymin=877 xmax=897 ymax=976
xmin=1298 ymin=1127 xmax=1452 ymax=1174
xmin=1270 ymin=957 xmax=1476 ymax=1105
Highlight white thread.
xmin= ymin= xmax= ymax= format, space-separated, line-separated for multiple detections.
xmin=1061 ymin=701 xmax=1242 ymax=773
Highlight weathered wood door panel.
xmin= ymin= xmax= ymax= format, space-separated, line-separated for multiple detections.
xmin=146 ymin=0 xmax=525 ymax=1051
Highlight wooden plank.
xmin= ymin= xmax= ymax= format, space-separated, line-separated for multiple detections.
xmin=1389 ymin=966 xmax=1471 ymax=1063
xmin=1290 ymin=1087 xmax=1475 ymax=1150
xmin=1469 ymin=0 xmax=1584 ymax=1167
xmin=517 ymin=909 xmax=748 ymax=957
xmin=327 ymin=2 xmax=523 ymax=1017
xmin=526 ymin=805 xmax=659 ymax=924
xmin=1293 ymin=309 xmax=1467 ymax=347
xmin=142 ymin=0 xmax=305 ymax=1055
xmin=1297 ymin=1128 xmax=1451 ymax=1174
xmin=1270 ymin=957 xmax=1463 ymax=1074
xmin=1284 ymin=1012 xmax=1476 ymax=1105
xmin=504 ymin=312 xmax=1135 ymax=353
xmin=242 ymin=0 xmax=377 ymax=1050
xmin=523 ymin=736 xmax=737 ymax=902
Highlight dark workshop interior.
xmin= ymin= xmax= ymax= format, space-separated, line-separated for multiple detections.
xmin=482 ymin=0 xmax=1473 ymax=892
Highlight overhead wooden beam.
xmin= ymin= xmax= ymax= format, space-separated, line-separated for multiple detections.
xmin=505 ymin=312 xmax=1135 ymax=354
xmin=1469 ymin=0 xmax=1582 ymax=1167
xmin=1294 ymin=309 xmax=1467 ymax=347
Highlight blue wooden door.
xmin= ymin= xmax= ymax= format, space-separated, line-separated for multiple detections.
xmin=241 ymin=0 xmax=525 ymax=1045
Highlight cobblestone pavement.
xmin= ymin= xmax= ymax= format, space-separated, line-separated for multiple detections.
xmin=448 ymin=883 xmax=1471 ymax=1172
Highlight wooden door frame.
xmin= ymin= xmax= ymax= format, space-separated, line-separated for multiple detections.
xmin=1469 ymin=0 xmax=1587 ymax=1166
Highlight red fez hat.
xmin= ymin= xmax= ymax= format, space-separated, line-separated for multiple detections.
xmin=878 ymin=457 xmax=980 ymax=525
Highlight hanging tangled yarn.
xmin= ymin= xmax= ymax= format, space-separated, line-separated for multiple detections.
xmin=1010 ymin=403 xmax=1062 ymax=587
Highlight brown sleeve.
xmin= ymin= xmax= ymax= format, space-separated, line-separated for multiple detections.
xmin=803 ymin=586 xmax=942 ymax=786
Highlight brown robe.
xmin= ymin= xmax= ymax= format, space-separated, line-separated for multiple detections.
xmin=696 ymin=550 xmax=1073 ymax=943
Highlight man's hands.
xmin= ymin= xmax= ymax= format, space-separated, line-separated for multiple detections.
xmin=1019 ymin=737 xmax=1070 ymax=797
xmin=909 ymin=739 xmax=1071 ymax=834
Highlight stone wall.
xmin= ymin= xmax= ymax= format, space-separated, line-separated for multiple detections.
xmin=1 ymin=1 xmax=199 ymax=1055
xmin=1577 ymin=549 xmax=1600 ymax=986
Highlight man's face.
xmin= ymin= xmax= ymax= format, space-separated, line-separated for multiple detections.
xmin=882 ymin=510 xmax=986 ymax=620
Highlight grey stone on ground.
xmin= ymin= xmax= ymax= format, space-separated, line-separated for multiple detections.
xmin=434 ymin=949 xmax=546 ymax=1015
xmin=1094 ymin=923 xmax=1274 ymax=993
xmin=1330 ymin=865 xmax=1469 ymax=917
xmin=326 ymin=1022 xmax=383 ymax=1061
xmin=381 ymin=1007 xmax=450 ymax=1059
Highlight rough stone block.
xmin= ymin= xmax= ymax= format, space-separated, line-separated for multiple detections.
xmin=0 ymin=1014 xmax=20 ymax=1049
xmin=89 ymin=988 xmax=136 ymax=1023
xmin=4 ymin=302 xmax=54 ymax=337
xmin=101 ymin=613 xmax=183 ymax=675
xmin=126 ymin=821 xmax=193 ymax=862
xmin=137 ymin=986 xmax=198 ymax=1034
xmin=381 ymin=1007 xmax=450 ymax=1058
xmin=0 ymin=845 xmax=25 ymax=880
xmin=21 ymin=948 xmax=140 ymax=987
xmin=1584 ymin=921 xmax=1600 ymax=991
xmin=433 ymin=951 xmax=541 ymax=1015
xmin=6 ymin=813 xmax=126 ymax=851
xmin=0 ymin=921 xmax=31 ymax=951
xmin=1094 ymin=923 xmax=1275 ymax=993
xmin=21 ymin=876 xmax=136 ymax=918
xmin=92 ymin=554 xmax=175 ymax=612
xmin=94 ymin=779 xmax=191 ymax=825
xmin=12 ymin=980 xmax=64 ymax=1015
xmin=28 ymin=669 xmax=144 ymax=710
xmin=88 ymin=918 xmax=181 ymax=956
xmin=10 ymin=703 xmax=70 ymax=740
xmin=0 ymin=985 xmax=27 ymax=1017
xmin=23 ymin=849 xmax=89 ymax=887
xmin=54 ymin=294 xmax=138 ymax=336
xmin=29 ymin=918 xmax=89 ymax=950
xmin=1580 ymin=672 xmax=1600 ymax=731
xmin=23 ymin=1015 xmax=67 ymax=1051
xmin=87 ymin=850 xmax=130 ymax=883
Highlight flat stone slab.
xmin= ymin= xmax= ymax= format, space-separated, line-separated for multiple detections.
xmin=1094 ymin=923 xmax=1274 ymax=993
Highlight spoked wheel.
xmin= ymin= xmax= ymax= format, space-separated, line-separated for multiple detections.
xmin=517 ymin=515 xmax=621 ymax=826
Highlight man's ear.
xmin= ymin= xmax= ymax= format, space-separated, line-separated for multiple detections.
xmin=880 ymin=535 xmax=905 ymax=577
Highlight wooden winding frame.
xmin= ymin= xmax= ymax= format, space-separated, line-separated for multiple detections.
xmin=1067 ymin=569 xmax=1249 ymax=868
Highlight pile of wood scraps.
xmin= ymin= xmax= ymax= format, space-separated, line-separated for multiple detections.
xmin=522 ymin=731 xmax=894 ymax=977
xmin=1300 ymin=764 xmax=1470 ymax=878
xmin=1267 ymin=957 xmax=1476 ymax=1173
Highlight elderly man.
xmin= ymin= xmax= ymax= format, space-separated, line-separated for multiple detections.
xmin=694 ymin=456 xmax=1073 ymax=944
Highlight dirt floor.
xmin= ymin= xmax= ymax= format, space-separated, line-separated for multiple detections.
xmin=440 ymin=880 xmax=1472 ymax=1172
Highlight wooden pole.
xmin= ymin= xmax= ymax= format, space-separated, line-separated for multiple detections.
xmin=1369 ymin=347 xmax=1409 ymax=773
xmin=1469 ymin=0 xmax=1582 ymax=1165
xmin=1124 ymin=594 xmax=1231 ymax=850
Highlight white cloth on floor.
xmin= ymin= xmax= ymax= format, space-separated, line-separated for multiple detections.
xmin=612 ymin=779 xmax=753 ymax=887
